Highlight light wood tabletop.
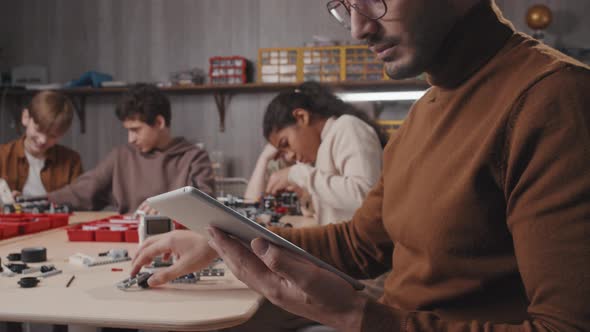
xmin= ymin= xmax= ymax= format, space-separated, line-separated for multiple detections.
xmin=0 ymin=211 xmax=263 ymax=331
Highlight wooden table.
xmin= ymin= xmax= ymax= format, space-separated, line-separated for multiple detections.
xmin=0 ymin=212 xmax=263 ymax=331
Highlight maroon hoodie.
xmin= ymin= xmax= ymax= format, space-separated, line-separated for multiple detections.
xmin=49 ymin=137 xmax=214 ymax=214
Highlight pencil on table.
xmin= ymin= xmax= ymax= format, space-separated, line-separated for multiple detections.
xmin=66 ymin=275 xmax=75 ymax=287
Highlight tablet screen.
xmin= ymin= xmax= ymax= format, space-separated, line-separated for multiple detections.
xmin=147 ymin=186 xmax=365 ymax=290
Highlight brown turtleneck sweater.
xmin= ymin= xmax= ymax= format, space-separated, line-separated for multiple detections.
xmin=273 ymin=1 xmax=590 ymax=331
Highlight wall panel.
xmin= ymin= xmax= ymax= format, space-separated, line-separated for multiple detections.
xmin=0 ymin=0 xmax=588 ymax=178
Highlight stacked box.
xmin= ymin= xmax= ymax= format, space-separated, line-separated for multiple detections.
xmin=345 ymin=46 xmax=385 ymax=81
xmin=258 ymin=48 xmax=299 ymax=83
xmin=302 ymin=47 xmax=341 ymax=82
xmin=209 ymin=56 xmax=249 ymax=85
xmin=258 ymin=45 xmax=386 ymax=83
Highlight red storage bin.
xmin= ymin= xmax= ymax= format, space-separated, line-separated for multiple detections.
xmin=0 ymin=214 xmax=28 ymax=222
xmin=0 ymin=213 xmax=71 ymax=238
xmin=95 ymin=229 xmax=125 ymax=242
xmin=124 ymin=228 xmax=139 ymax=243
xmin=209 ymin=56 xmax=250 ymax=85
xmin=67 ymin=224 xmax=96 ymax=241
xmin=34 ymin=217 xmax=52 ymax=232
xmin=49 ymin=214 xmax=70 ymax=228
xmin=66 ymin=215 xmax=138 ymax=242
xmin=0 ymin=223 xmax=20 ymax=239
xmin=2 ymin=218 xmax=50 ymax=235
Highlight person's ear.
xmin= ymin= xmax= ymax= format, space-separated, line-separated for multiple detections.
xmin=154 ymin=115 xmax=166 ymax=129
xmin=292 ymin=108 xmax=310 ymax=127
xmin=21 ymin=109 xmax=31 ymax=127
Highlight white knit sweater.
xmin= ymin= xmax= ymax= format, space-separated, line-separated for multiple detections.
xmin=288 ymin=115 xmax=383 ymax=225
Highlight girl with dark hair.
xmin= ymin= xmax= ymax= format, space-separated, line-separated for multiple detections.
xmin=261 ymin=81 xmax=385 ymax=226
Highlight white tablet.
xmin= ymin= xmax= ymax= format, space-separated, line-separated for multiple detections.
xmin=146 ymin=186 xmax=365 ymax=290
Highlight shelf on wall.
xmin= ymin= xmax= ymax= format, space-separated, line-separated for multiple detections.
xmin=1 ymin=79 xmax=430 ymax=133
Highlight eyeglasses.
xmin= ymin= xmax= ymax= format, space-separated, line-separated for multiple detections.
xmin=326 ymin=0 xmax=388 ymax=30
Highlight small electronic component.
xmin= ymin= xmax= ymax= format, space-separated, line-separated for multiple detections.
xmin=7 ymin=253 xmax=21 ymax=261
xmin=117 ymin=265 xmax=226 ymax=290
xmin=3 ymin=195 xmax=71 ymax=214
xmin=15 ymin=264 xmax=62 ymax=278
xmin=169 ymin=273 xmax=199 ymax=284
xmin=98 ymin=248 xmax=129 ymax=259
xmin=68 ymin=253 xmax=95 ymax=266
xmin=69 ymin=250 xmax=131 ymax=267
xmin=38 ymin=269 xmax=62 ymax=278
xmin=4 ymin=263 xmax=29 ymax=274
xmin=22 ymin=264 xmax=55 ymax=275
xmin=218 ymin=193 xmax=299 ymax=228
xmin=116 ymin=272 xmax=153 ymax=290
xmin=138 ymin=215 xmax=174 ymax=244
xmin=18 ymin=276 xmax=40 ymax=288
xmin=136 ymin=272 xmax=152 ymax=288
xmin=138 ymin=215 xmax=174 ymax=266
xmin=21 ymin=247 xmax=47 ymax=263
xmin=197 ymin=267 xmax=225 ymax=277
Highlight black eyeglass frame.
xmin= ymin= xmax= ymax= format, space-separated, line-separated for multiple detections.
xmin=326 ymin=0 xmax=388 ymax=27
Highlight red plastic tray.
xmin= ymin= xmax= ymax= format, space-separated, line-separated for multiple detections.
xmin=48 ymin=214 xmax=70 ymax=228
xmin=66 ymin=216 xmax=180 ymax=243
xmin=0 ymin=223 xmax=20 ymax=239
xmin=67 ymin=215 xmax=140 ymax=243
xmin=125 ymin=228 xmax=139 ymax=243
xmin=95 ymin=229 xmax=125 ymax=242
xmin=67 ymin=225 xmax=95 ymax=241
xmin=0 ymin=213 xmax=70 ymax=238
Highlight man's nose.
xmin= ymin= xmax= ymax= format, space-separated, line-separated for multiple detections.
xmin=350 ymin=8 xmax=378 ymax=41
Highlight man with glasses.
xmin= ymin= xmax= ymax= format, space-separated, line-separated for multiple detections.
xmin=132 ymin=0 xmax=590 ymax=331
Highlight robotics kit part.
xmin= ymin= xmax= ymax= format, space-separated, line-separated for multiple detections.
xmin=69 ymin=250 xmax=131 ymax=267
xmin=4 ymin=263 xmax=29 ymax=274
xmin=22 ymin=264 xmax=55 ymax=274
xmin=21 ymin=247 xmax=47 ymax=263
xmin=98 ymin=248 xmax=129 ymax=259
xmin=18 ymin=276 xmax=40 ymax=288
xmin=138 ymin=215 xmax=173 ymax=244
xmin=116 ymin=272 xmax=153 ymax=290
xmin=7 ymin=253 xmax=21 ymax=261
xmin=169 ymin=273 xmax=199 ymax=284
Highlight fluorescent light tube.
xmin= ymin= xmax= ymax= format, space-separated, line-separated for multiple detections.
xmin=337 ymin=90 xmax=426 ymax=102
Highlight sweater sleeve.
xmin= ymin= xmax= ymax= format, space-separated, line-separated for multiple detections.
xmin=189 ymin=149 xmax=215 ymax=196
xmin=272 ymin=175 xmax=393 ymax=280
xmin=48 ymin=149 xmax=116 ymax=211
xmin=68 ymin=152 xmax=83 ymax=183
xmin=360 ymin=67 xmax=590 ymax=331
xmin=288 ymin=116 xmax=382 ymax=210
